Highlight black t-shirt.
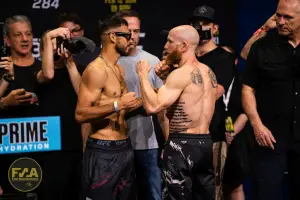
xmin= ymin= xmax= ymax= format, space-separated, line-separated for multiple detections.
xmin=0 ymin=59 xmax=41 ymax=119
xmin=243 ymin=31 xmax=300 ymax=145
xmin=36 ymin=65 xmax=85 ymax=151
xmin=197 ymin=47 xmax=236 ymax=142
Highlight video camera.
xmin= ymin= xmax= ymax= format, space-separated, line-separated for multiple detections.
xmin=192 ymin=23 xmax=212 ymax=42
xmin=54 ymin=36 xmax=96 ymax=61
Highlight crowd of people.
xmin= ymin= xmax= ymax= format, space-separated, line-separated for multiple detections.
xmin=1 ymin=0 xmax=300 ymax=200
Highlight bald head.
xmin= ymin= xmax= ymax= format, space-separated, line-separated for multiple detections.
xmin=278 ymin=0 xmax=300 ymax=13
xmin=169 ymin=25 xmax=200 ymax=51
xmin=276 ymin=0 xmax=300 ymax=37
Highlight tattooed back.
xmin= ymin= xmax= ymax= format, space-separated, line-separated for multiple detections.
xmin=166 ymin=62 xmax=218 ymax=134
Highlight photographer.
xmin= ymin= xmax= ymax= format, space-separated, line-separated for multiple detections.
xmin=190 ymin=5 xmax=236 ymax=200
xmin=58 ymin=13 xmax=100 ymax=68
xmin=35 ymin=27 xmax=83 ymax=200
xmin=58 ymin=13 xmax=98 ymax=148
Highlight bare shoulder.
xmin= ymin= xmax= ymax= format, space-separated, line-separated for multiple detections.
xmin=207 ymin=67 xmax=218 ymax=88
xmin=82 ymin=59 xmax=108 ymax=87
xmin=180 ymin=63 xmax=205 ymax=87
xmin=165 ymin=67 xmax=189 ymax=88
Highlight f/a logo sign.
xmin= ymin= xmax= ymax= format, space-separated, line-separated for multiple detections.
xmin=8 ymin=157 xmax=42 ymax=192
xmin=12 ymin=167 xmax=39 ymax=178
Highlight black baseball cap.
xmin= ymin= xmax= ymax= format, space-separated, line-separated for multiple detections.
xmin=189 ymin=5 xmax=215 ymax=22
xmin=160 ymin=5 xmax=215 ymax=36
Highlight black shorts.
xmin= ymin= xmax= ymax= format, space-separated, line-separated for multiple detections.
xmin=162 ymin=133 xmax=215 ymax=200
xmin=223 ymin=130 xmax=250 ymax=193
xmin=80 ymin=137 xmax=136 ymax=200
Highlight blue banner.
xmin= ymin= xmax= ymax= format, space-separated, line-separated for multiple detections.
xmin=0 ymin=116 xmax=61 ymax=154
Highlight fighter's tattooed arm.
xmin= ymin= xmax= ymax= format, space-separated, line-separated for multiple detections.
xmin=208 ymin=68 xmax=218 ymax=88
xmin=190 ymin=69 xmax=203 ymax=87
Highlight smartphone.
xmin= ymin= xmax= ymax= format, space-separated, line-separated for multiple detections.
xmin=28 ymin=92 xmax=39 ymax=105
xmin=0 ymin=45 xmax=11 ymax=77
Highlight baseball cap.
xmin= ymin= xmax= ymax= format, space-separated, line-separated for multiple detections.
xmin=189 ymin=5 xmax=215 ymax=22
xmin=160 ymin=5 xmax=215 ymax=36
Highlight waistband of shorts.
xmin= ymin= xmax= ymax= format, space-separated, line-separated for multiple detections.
xmin=169 ymin=133 xmax=211 ymax=140
xmin=87 ymin=137 xmax=130 ymax=147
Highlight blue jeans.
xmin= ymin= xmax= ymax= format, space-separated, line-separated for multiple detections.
xmin=134 ymin=149 xmax=162 ymax=200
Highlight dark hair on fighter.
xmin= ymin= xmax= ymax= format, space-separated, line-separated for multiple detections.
xmin=114 ymin=9 xmax=140 ymax=20
xmin=98 ymin=16 xmax=128 ymax=36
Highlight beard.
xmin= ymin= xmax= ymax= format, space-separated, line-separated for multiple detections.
xmin=116 ymin=43 xmax=129 ymax=56
xmin=165 ymin=49 xmax=182 ymax=66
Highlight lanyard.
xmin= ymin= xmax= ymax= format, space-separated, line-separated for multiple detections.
xmin=222 ymin=77 xmax=235 ymax=112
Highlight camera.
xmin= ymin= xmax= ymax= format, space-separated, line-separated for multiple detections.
xmin=54 ymin=36 xmax=95 ymax=62
xmin=192 ymin=23 xmax=212 ymax=42
xmin=56 ymin=37 xmax=85 ymax=55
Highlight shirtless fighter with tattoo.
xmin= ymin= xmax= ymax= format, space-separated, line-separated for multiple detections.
xmin=75 ymin=16 xmax=138 ymax=200
xmin=136 ymin=25 xmax=218 ymax=200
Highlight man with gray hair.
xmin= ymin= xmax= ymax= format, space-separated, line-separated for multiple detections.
xmin=242 ymin=0 xmax=300 ymax=199
xmin=0 ymin=14 xmax=42 ymax=195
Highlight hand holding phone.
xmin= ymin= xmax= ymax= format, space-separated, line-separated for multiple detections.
xmin=0 ymin=56 xmax=14 ymax=80
xmin=2 ymin=89 xmax=38 ymax=107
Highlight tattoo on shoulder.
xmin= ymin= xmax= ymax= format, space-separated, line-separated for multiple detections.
xmin=190 ymin=69 xmax=203 ymax=87
xmin=208 ymin=68 xmax=218 ymax=88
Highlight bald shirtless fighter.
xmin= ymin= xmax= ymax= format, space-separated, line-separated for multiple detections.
xmin=75 ymin=16 xmax=138 ymax=200
xmin=136 ymin=25 xmax=218 ymax=200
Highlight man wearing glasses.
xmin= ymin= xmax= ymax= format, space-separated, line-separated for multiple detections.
xmin=76 ymin=16 xmax=139 ymax=200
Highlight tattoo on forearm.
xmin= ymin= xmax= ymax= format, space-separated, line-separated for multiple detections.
xmin=167 ymin=101 xmax=192 ymax=133
xmin=208 ymin=68 xmax=218 ymax=88
xmin=190 ymin=69 xmax=203 ymax=87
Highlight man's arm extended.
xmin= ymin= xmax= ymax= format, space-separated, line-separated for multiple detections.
xmin=75 ymin=63 xmax=137 ymax=123
xmin=138 ymin=68 xmax=186 ymax=114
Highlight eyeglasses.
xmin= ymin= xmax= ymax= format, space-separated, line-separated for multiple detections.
xmin=105 ymin=32 xmax=131 ymax=40
xmin=70 ymin=27 xmax=83 ymax=34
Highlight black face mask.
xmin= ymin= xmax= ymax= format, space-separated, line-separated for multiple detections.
xmin=191 ymin=23 xmax=212 ymax=42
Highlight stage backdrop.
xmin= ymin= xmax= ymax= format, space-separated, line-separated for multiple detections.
xmin=0 ymin=0 xmax=237 ymax=59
